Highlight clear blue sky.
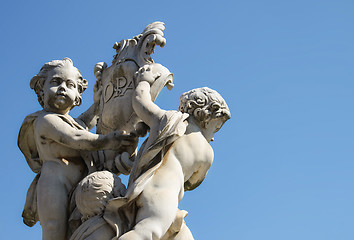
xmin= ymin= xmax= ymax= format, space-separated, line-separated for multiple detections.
xmin=1 ymin=1 xmax=354 ymax=239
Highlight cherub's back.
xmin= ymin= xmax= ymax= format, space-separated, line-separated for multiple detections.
xmin=170 ymin=131 xmax=214 ymax=190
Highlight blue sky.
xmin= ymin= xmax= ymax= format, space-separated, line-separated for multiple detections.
xmin=1 ymin=1 xmax=354 ymax=239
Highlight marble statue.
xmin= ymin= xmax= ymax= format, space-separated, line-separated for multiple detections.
xmin=109 ymin=66 xmax=231 ymax=239
xmin=18 ymin=58 xmax=136 ymax=240
xmin=19 ymin=22 xmax=230 ymax=240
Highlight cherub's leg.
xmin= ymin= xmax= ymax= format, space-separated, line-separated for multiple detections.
xmin=173 ymin=222 xmax=194 ymax=240
xmin=37 ymin=162 xmax=70 ymax=240
xmin=119 ymin=188 xmax=179 ymax=240
xmin=119 ymin=159 xmax=184 ymax=240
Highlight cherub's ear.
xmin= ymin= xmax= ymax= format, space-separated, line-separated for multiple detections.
xmin=75 ymin=96 xmax=82 ymax=106
xmin=38 ymin=90 xmax=45 ymax=107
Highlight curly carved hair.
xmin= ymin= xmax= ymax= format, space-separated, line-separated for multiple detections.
xmin=179 ymin=87 xmax=230 ymax=127
xmin=30 ymin=58 xmax=88 ymax=107
xmin=74 ymin=171 xmax=126 ymax=221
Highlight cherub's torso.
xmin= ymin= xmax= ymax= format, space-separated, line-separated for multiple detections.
xmin=34 ymin=111 xmax=86 ymax=183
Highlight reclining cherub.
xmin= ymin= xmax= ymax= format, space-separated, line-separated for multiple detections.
xmin=18 ymin=58 xmax=136 ymax=240
xmin=106 ymin=64 xmax=231 ymax=240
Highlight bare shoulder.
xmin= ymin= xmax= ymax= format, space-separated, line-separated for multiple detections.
xmin=35 ymin=113 xmax=59 ymax=129
xmin=189 ymin=132 xmax=213 ymax=156
xmin=173 ymin=132 xmax=214 ymax=162
xmin=34 ymin=112 xmax=70 ymax=135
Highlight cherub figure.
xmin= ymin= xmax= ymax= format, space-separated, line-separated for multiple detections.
xmin=70 ymin=171 xmax=127 ymax=240
xmin=70 ymin=171 xmax=191 ymax=240
xmin=107 ymin=64 xmax=231 ymax=240
xmin=18 ymin=58 xmax=136 ymax=240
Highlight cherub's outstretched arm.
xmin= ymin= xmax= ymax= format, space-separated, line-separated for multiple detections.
xmin=36 ymin=114 xmax=136 ymax=151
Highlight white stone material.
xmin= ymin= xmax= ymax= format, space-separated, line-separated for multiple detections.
xmin=18 ymin=22 xmax=230 ymax=240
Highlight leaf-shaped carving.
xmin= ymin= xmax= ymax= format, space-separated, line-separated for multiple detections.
xmin=112 ymin=22 xmax=166 ymax=67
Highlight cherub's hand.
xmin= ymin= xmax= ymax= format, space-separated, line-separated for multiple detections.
xmin=93 ymin=62 xmax=107 ymax=104
xmin=109 ymin=131 xmax=138 ymax=151
xmin=94 ymin=62 xmax=107 ymax=80
xmin=136 ymin=64 xmax=161 ymax=84
xmin=93 ymin=79 xmax=102 ymax=104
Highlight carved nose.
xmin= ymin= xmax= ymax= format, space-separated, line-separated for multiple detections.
xmin=58 ymin=83 xmax=66 ymax=91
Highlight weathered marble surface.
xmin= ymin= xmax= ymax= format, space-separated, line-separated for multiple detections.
xmin=19 ymin=22 xmax=230 ymax=240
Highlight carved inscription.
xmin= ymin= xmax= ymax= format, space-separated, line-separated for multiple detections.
xmin=104 ymin=76 xmax=134 ymax=103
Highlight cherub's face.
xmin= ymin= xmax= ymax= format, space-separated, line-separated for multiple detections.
xmin=208 ymin=117 xmax=225 ymax=132
xmin=203 ymin=117 xmax=226 ymax=142
xmin=42 ymin=64 xmax=82 ymax=114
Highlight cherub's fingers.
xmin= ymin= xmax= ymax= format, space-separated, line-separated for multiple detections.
xmin=119 ymin=140 xmax=132 ymax=146
xmin=93 ymin=80 xmax=100 ymax=91
xmin=115 ymin=130 xmax=127 ymax=135
xmin=115 ymin=133 xmax=138 ymax=143
xmin=119 ymin=137 xmax=138 ymax=146
xmin=93 ymin=81 xmax=103 ymax=103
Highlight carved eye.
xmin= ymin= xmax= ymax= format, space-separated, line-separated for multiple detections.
xmin=51 ymin=77 xmax=60 ymax=85
xmin=67 ymin=81 xmax=76 ymax=88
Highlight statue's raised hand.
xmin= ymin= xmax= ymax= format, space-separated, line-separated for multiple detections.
xmin=136 ymin=64 xmax=161 ymax=85
xmin=93 ymin=62 xmax=107 ymax=104
xmin=93 ymin=80 xmax=102 ymax=104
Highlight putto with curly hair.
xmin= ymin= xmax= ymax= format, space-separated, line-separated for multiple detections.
xmin=114 ymin=65 xmax=231 ymax=240
xmin=179 ymin=87 xmax=230 ymax=128
xmin=18 ymin=57 xmax=137 ymax=240
xmin=30 ymin=57 xmax=88 ymax=107
xmin=75 ymin=171 xmax=126 ymax=221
